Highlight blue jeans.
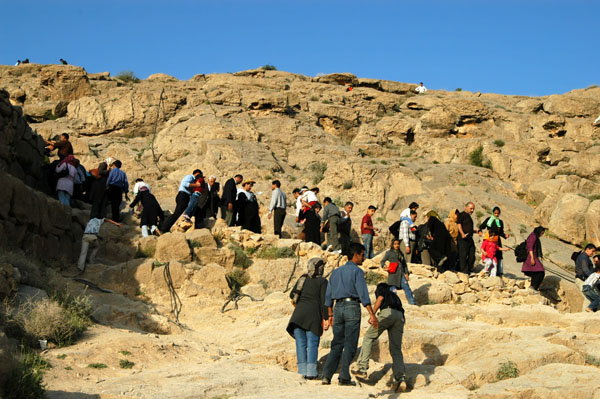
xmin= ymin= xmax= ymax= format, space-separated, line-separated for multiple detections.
xmin=322 ymin=301 xmax=361 ymax=381
xmin=582 ymin=286 xmax=600 ymax=311
xmin=184 ymin=192 xmax=200 ymax=217
xmin=400 ymin=275 xmax=416 ymax=305
xmin=57 ymin=190 xmax=71 ymax=206
xmin=362 ymin=234 xmax=374 ymax=259
xmin=294 ymin=328 xmax=320 ymax=377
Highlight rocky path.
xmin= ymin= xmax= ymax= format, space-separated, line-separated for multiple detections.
xmin=43 ymin=287 xmax=600 ymax=399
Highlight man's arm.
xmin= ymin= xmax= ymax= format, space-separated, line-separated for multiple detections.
xmin=372 ymin=296 xmax=384 ymax=313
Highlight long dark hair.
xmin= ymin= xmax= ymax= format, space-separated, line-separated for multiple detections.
xmin=533 ymin=226 xmax=545 ymax=258
xmin=533 ymin=226 xmax=546 ymax=237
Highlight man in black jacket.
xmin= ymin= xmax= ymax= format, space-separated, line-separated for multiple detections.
xmin=221 ymin=174 xmax=242 ymax=226
xmin=207 ymin=176 xmax=221 ymax=218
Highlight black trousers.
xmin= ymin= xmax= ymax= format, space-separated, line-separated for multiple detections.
xmin=106 ymin=185 xmax=123 ymax=222
xmin=273 ymin=208 xmax=286 ymax=237
xmin=524 ymin=271 xmax=545 ymax=290
xmin=161 ymin=192 xmax=203 ymax=233
xmin=457 ymin=235 xmax=475 ymax=274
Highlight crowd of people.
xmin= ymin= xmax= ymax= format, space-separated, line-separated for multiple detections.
xmin=41 ymin=136 xmax=600 ymax=390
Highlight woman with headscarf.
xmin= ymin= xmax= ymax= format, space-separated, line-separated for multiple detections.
xmin=478 ymin=206 xmax=509 ymax=276
xmin=381 ymin=239 xmax=415 ymax=305
xmin=420 ymin=211 xmax=452 ymax=271
xmin=301 ymin=202 xmax=322 ymax=245
xmin=54 ymin=155 xmax=77 ymax=206
xmin=129 ymin=184 xmax=164 ymax=237
xmin=444 ymin=209 xmax=459 ymax=271
xmin=521 ymin=226 xmax=546 ymax=292
xmin=286 ymin=258 xmax=329 ymax=380
xmin=89 ymin=158 xmax=112 ymax=219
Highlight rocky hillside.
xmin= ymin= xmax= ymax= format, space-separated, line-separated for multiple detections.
xmin=2 ymin=64 xmax=600 ymax=248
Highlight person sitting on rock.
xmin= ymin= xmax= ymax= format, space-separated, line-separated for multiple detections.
xmin=60 ymin=58 xmax=68 ymax=65
xmin=77 ymin=217 xmax=121 ymax=272
xmin=45 ymin=133 xmax=73 ymax=160
xmin=415 ymin=82 xmax=427 ymax=94
xmin=22 ymin=59 xmax=29 ymax=64
xmin=582 ymin=268 xmax=600 ymax=312
xmin=236 ymin=179 xmax=261 ymax=234
xmin=381 ymin=239 xmax=415 ymax=305
xmin=182 ymin=172 xmax=206 ymax=223
xmin=129 ymin=184 xmax=163 ymax=237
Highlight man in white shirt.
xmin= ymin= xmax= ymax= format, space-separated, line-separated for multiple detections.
xmin=268 ymin=180 xmax=287 ymax=237
xmin=415 ymin=82 xmax=427 ymax=94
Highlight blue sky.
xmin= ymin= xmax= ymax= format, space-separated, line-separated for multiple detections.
xmin=2 ymin=1 xmax=598 ymax=96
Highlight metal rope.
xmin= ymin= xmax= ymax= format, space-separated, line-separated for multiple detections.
xmin=163 ymin=262 xmax=183 ymax=324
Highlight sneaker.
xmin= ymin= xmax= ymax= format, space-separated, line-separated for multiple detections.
xmin=338 ymin=378 xmax=356 ymax=386
xmin=393 ymin=378 xmax=408 ymax=392
xmin=183 ymin=215 xmax=192 ymax=222
xmin=351 ymin=369 xmax=367 ymax=378
xmin=321 ymin=377 xmax=331 ymax=385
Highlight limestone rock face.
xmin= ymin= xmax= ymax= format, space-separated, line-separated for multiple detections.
xmin=155 ymin=232 xmax=191 ymax=262
xmin=185 ymin=228 xmax=217 ymax=248
xmin=547 ymin=193 xmax=590 ymax=245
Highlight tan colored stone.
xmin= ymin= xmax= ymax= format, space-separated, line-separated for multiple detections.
xmin=155 ymin=232 xmax=191 ymax=262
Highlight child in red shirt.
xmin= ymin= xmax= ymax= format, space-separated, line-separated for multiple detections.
xmin=480 ymin=229 xmax=509 ymax=277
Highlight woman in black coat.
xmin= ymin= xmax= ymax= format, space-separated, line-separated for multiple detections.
xmin=129 ymin=186 xmax=164 ymax=237
xmin=89 ymin=161 xmax=110 ymax=219
xmin=286 ymin=258 xmax=328 ymax=379
xmin=302 ymin=203 xmax=322 ymax=245
xmin=236 ymin=187 xmax=261 ymax=234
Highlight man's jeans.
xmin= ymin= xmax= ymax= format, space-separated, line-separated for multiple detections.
xmin=322 ymin=301 xmax=361 ymax=381
xmin=294 ymin=328 xmax=320 ymax=377
xmin=582 ymin=285 xmax=600 ymax=311
xmin=184 ymin=192 xmax=200 ymax=217
xmin=362 ymin=234 xmax=374 ymax=259
xmin=400 ymin=275 xmax=416 ymax=305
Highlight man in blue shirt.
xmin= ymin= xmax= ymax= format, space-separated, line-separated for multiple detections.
xmin=160 ymin=169 xmax=203 ymax=233
xmin=105 ymin=160 xmax=129 ymax=223
xmin=322 ymin=243 xmax=379 ymax=386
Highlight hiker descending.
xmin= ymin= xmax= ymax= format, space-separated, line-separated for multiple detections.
xmin=521 ymin=226 xmax=546 ymax=292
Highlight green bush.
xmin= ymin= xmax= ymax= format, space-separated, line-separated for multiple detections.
xmin=261 ymin=64 xmax=277 ymax=71
xmin=493 ymin=139 xmax=505 ymax=147
xmin=3 ymin=348 xmax=49 ymax=399
xmin=115 ymin=70 xmax=141 ymax=83
xmin=496 ymin=361 xmax=519 ymax=380
xmin=21 ymin=292 xmax=92 ymax=347
xmin=469 ymin=145 xmax=484 ymax=167
xmin=226 ymin=267 xmax=249 ymax=291
xmin=256 ymin=246 xmax=295 ymax=259
xmin=87 ymin=363 xmax=107 ymax=369
xmin=119 ymin=359 xmax=135 ymax=369
xmin=229 ymin=243 xmax=252 ymax=269
xmin=342 ymin=180 xmax=353 ymax=190
xmin=455 ymin=88 xmax=463 ymax=91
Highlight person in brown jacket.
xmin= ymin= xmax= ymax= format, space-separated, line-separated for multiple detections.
xmin=444 ymin=209 xmax=459 ymax=271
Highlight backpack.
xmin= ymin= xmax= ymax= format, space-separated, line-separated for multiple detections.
xmin=571 ymin=251 xmax=581 ymax=262
xmin=514 ymin=241 xmax=528 ymax=263
xmin=389 ymin=221 xmax=400 ymax=239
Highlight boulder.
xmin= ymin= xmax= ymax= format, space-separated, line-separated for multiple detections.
xmin=188 ymin=263 xmax=229 ymax=298
xmin=155 ymin=232 xmax=191 ymax=262
xmin=186 ymin=228 xmax=217 ymax=248
xmin=548 ymin=193 xmax=589 ymax=245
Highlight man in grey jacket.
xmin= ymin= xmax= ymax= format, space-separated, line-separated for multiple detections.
xmin=321 ymin=197 xmax=340 ymax=252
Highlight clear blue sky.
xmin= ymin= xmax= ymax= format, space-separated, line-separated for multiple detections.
xmin=2 ymin=0 xmax=598 ymax=96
